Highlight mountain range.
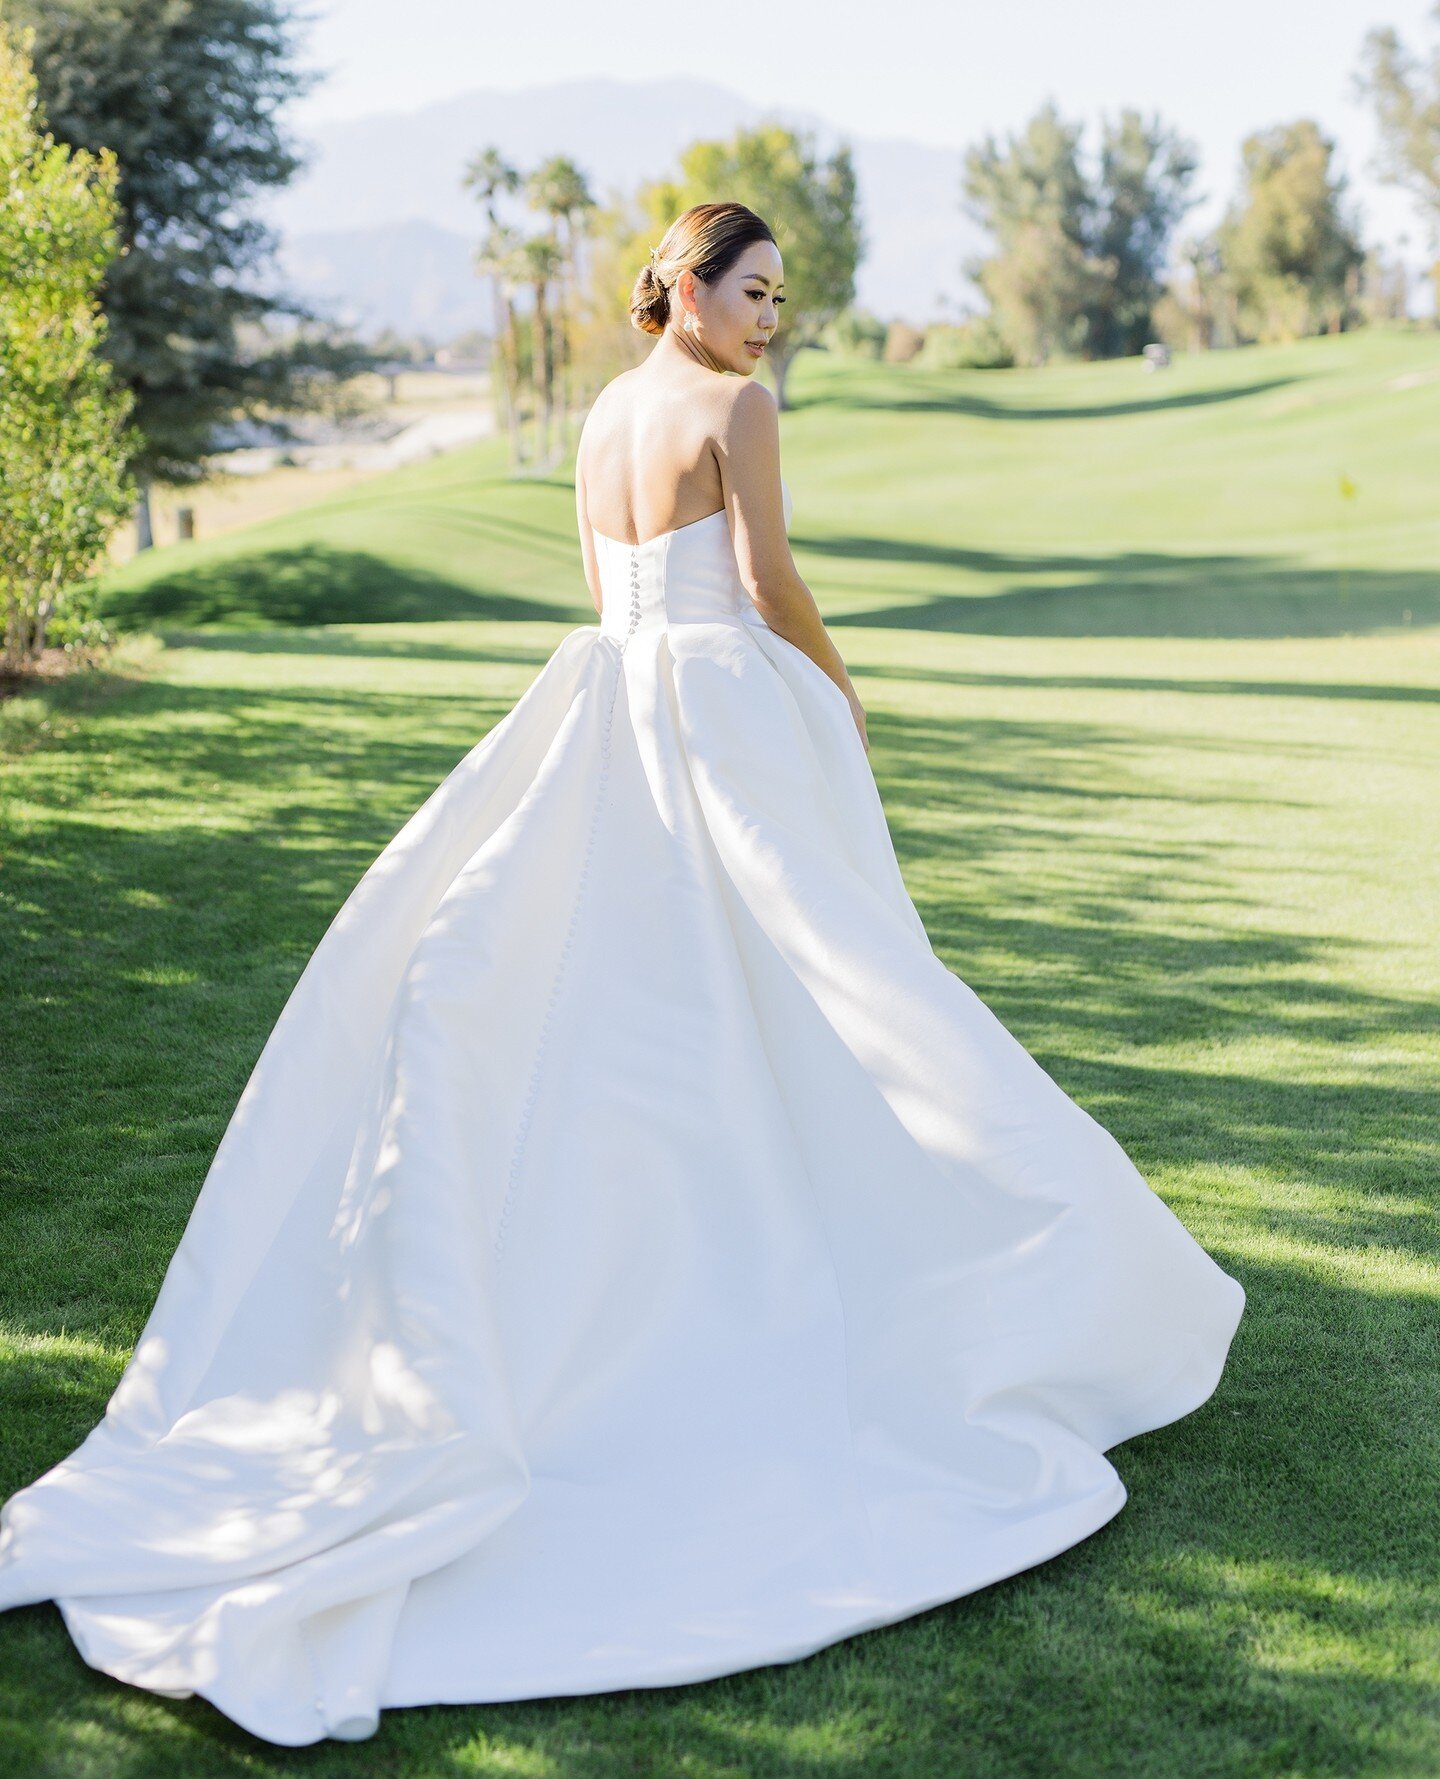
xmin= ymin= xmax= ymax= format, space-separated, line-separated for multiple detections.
xmin=256 ymin=76 xmax=989 ymax=341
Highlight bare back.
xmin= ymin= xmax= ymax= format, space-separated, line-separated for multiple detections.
xmin=576 ymin=363 xmax=740 ymax=548
xmin=570 ymin=347 xmax=852 ymax=736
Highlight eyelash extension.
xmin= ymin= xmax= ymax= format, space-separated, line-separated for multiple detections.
xmin=749 ymin=291 xmax=786 ymax=304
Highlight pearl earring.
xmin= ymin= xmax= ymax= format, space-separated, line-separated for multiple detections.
xmin=683 ymin=310 xmax=696 ymax=334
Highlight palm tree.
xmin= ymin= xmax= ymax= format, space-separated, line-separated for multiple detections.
xmin=520 ymin=233 xmax=564 ymax=466
xmin=526 ymin=156 xmax=597 ymax=453
xmin=461 ymin=147 xmax=523 ymax=458
xmin=475 ymin=219 xmax=527 ymax=465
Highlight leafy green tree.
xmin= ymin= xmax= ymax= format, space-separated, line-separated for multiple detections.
xmin=915 ymin=315 xmax=1014 ymax=370
xmin=963 ymin=100 xmax=1197 ymax=365
xmin=824 ymin=307 xmax=888 ymax=359
xmin=1087 ymin=110 xmax=1200 ymax=357
xmin=0 ymin=22 xmax=137 ymax=670
xmin=1355 ymin=4 xmax=1440 ymax=317
xmin=640 ymin=122 xmax=862 ymax=410
xmin=1217 ymin=120 xmax=1365 ymax=341
xmin=7 ymin=0 xmax=374 ymax=546
xmin=976 ymin=220 xmax=1109 ymax=367
xmin=962 ymin=102 xmax=1098 ymax=365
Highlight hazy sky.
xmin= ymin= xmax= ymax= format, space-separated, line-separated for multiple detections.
xmin=287 ymin=0 xmax=1439 ymax=264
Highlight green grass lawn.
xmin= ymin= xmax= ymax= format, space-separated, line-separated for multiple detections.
xmin=1 ymin=328 xmax=1437 ymax=1777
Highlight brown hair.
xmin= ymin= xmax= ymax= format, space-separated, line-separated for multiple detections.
xmin=629 ymin=202 xmax=779 ymax=336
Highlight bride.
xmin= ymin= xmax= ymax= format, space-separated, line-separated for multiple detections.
xmin=0 ymin=201 xmax=1245 ymax=1747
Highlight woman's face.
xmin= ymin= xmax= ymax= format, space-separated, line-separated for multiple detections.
xmin=679 ymin=242 xmax=785 ymax=375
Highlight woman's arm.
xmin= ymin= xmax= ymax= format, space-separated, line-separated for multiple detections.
xmin=574 ymin=445 xmax=603 ymax=618
xmin=714 ymin=380 xmax=868 ymax=751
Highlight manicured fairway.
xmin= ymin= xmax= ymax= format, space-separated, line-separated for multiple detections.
xmin=1 ymin=330 xmax=1436 ymax=1778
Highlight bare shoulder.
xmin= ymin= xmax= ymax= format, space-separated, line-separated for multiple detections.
xmin=582 ymin=374 xmax=618 ymax=429
xmin=720 ymin=377 xmax=777 ymax=419
xmin=598 ymin=364 xmax=642 ymax=400
xmin=577 ymin=373 xmax=630 ymax=463
xmin=714 ymin=376 xmax=778 ymax=447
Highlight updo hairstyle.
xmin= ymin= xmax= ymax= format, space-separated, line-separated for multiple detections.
xmin=629 ymin=202 xmax=778 ymax=336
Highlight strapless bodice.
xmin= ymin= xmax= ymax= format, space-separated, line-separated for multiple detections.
xmin=596 ymin=479 xmax=792 ymax=643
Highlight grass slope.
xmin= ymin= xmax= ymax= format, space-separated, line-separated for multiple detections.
xmin=96 ymin=327 xmax=1440 ymax=639
xmin=0 ymin=329 xmax=1436 ymax=1778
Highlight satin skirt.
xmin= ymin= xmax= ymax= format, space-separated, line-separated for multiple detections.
xmin=0 ymin=616 xmax=1245 ymax=1744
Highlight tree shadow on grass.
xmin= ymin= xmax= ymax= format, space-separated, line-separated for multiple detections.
xmin=789 ymin=367 xmax=1297 ymax=422
xmin=99 ymin=544 xmax=580 ymax=630
xmin=871 ymin=664 xmax=1440 ymax=706
xmin=805 ymin=543 xmax=1440 ymax=640
xmin=94 ymin=532 xmax=1439 ymax=645
xmin=166 ymin=626 xmax=583 ymax=668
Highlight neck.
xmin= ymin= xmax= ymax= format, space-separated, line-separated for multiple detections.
xmin=653 ymin=321 xmax=730 ymax=377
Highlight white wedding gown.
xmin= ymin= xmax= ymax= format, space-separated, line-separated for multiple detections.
xmin=0 ymin=480 xmax=1245 ymax=1745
